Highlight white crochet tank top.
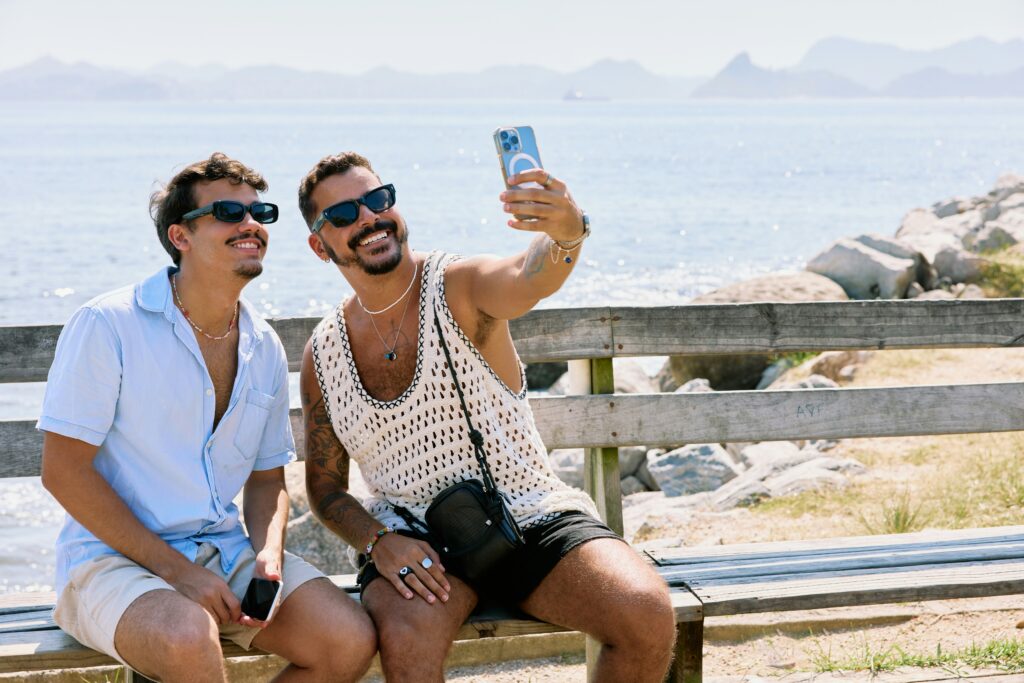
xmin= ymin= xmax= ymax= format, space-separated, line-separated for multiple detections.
xmin=311 ymin=251 xmax=599 ymax=532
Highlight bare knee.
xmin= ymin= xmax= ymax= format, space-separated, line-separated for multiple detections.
xmin=607 ymin=582 xmax=676 ymax=652
xmin=322 ymin=610 xmax=378 ymax=679
xmin=159 ymin=603 xmax=222 ymax=661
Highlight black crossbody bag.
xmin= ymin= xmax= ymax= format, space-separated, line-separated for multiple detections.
xmin=395 ymin=311 xmax=525 ymax=585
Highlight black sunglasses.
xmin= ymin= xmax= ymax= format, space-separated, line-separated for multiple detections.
xmin=310 ymin=184 xmax=396 ymax=233
xmin=182 ymin=200 xmax=279 ymax=225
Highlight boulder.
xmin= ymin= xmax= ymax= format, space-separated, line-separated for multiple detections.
xmin=852 ymin=233 xmax=936 ymax=289
xmin=524 ymin=362 xmax=568 ymax=390
xmin=914 ymin=289 xmax=956 ymax=300
xmin=964 ymin=222 xmax=1022 ymax=253
xmin=957 ymin=284 xmax=987 ymax=300
xmin=762 ymin=456 xmax=867 ymax=498
xmin=675 ymin=378 xmax=712 ymax=394
xmin=738 ymin=441 xmax=801 ymax=468
xmin=655 ymin=361 xmax=679 ymax=392
xmin=993 ymin=173 xmax=1024 ymax=202
xmin=647 ymin=444 xmax=742 ymax=497
xmin=549 ymin=448 xmax=584 ymax=489
xmin=807 ymin=438 xmax=840 ymax=452
xmin=806 ymin=238 xmax=916 ymax=299
xmin=668 ymin=273 xmax=847 ymax=390
xmin=906 ymin=282 xmax=925 ymax=298
xmin=895 ymin=208 xmax=969 ymax=263
xmin=635 ymin=453 xmax=661 ymax=491
xmin=932 ymin=197 xmax=968 ymax=218
xmin=620 ymin=476 xmax=648 ymax=496
xmin=805 ymin=350 xmax=873 ymax=382
xmin=770 ymin=373 xmax=840 ymax=391
xmin=756 ymin=357 xmax=798 ymax=390
xmin=618 ymin=445 xmax=649 ymax=478
xmin=933 ymin=246 xmax=988 ymax=283
xmin=286 ymin=511 xmax=357 ymax=575
xmin=614 ymin=360 xmax=658 ymax=394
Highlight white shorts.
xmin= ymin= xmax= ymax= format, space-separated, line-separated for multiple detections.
xmin=53 ymin=543 xmax=324 ymax=666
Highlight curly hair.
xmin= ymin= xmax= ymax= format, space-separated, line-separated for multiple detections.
xmin=149 ymin=152 xmax=268 ymax=265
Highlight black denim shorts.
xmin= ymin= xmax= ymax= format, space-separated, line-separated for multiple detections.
xmin=357 ymin=511 xmax=623 ymax=605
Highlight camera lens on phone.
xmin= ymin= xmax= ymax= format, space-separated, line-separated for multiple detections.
xmin=500 ymin=131 xmax=509 ymax=140
xmin=510 ymin=136 xmax=519 ymax=144
xmin=503 ymin=142 xmax=511 ymax=151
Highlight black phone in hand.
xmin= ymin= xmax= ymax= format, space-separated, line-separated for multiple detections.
xmin=241 ymin=577 xmax=282 ymax=621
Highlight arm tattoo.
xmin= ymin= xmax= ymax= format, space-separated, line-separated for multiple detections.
xmin=301 ymin=385 xmax=377 ymax=546
xmin=522 ymin=234 xmax=549 ymax=279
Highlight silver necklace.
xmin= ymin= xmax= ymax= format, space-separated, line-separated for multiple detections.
xmin=171 ymin=275 xmax=238 ymax=341
xmin=364 ymin=263 xmax=418 ymax=361
xmin=356 ymin=262 xmax=419 ymax=315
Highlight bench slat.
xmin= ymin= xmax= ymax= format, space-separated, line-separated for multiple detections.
xmin=6 ymin=382 xmax=1024 ymax=476
xmin=659 ymin=540 xmax=1024 ymax=582
xmin=7 ymin=300 xmax=1024 ymax=382
xmin=647 ymin=526 xmax=1024 ymax=565
xmin=686 ymin=559 xmax=1024 ymax=617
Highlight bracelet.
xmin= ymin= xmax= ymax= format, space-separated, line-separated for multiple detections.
xmin=553 ymin=212 xmax=591 ymax=250
xmin=364 ymin=526 xmax=394 ymax=556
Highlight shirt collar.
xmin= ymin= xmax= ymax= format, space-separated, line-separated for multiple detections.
xmin=135 ymin=266 xmax=266 ymax=343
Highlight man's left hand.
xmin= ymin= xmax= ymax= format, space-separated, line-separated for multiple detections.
xmin=501 ymin=169 xmax=585 ymax=243
xmin=238 ymin=547 xmax=284 ymax=629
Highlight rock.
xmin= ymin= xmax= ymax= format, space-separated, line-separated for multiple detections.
xmin=739 ymin=441 xmax=802 ymax=468
xmin=998 ymin=208 xmax=1024 ymax=229
xmin=933 ymin=246 xmax=988 ymax=283
xmin=618 ymin=446 xmax=649 ymax=478
xmin=806 ymin=238 xmax=916 ymax=299
xmin=837 ymin=365 xmax=858 ymax=381
xmin=756 ymin=357 xmax=798 ymax=390
xmin=957 ymin=284 xmax=987 ymax=299
xmin=675 ymin=378 xmax=713 ymax=393
xmin=763 ymin=457 xmax=866 ymax=497
xmin=711 ymin=479 xmax=771 ymax=509
xmin=546 ymin=372 xmax=570 ymax=396
xmin=993 ymin=173 xmax=1024 ymax=201
xmin=906 ymin=282 xmax=925 ymax=298
xmin=805 ymin=351 xmax=873 ymax=382
xmin=285 ymin=511 xmax=357 ymax=575
xmin=647 ymin=444 xmax=742 ymax=497
xmin=998 ymin=192 xmax=1024 ymax=214
xmin=620 ymin=476 xmax=648 ymax=496
xmin=655 ymin=360 xmax=679 ymax=392
xmin=932 ymin=197 xmax=970 ymax=218
xmin=914 ymin=289 xmax=956 ymax=300
xmin=895 ymin=208 xmax=970 ymax=263
xmin=770 ymin=373 xmax=840 ymax=391
xmin=615 ymin=360 xmax=658 ymax=394
xmin=549 ymin=448 xmax=584 ymax=489
xmin=725 ymin=442 xmax=755 ymax=462
xmin=964 ymin=222 xmax=1022 ymax=253
xmin=853 ymin=233 xmax=936 ymax=289
xmin=524 ymin=362 xmax=568 ymax=390
xmin=635 ymin=454 xmax=661 ymax=491
xmin=808 ymin=438 xmax=840 ymax=452
xmin=668 ymin=273 xmax=848 ymax=390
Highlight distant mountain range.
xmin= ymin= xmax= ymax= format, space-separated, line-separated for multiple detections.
xmin=2 ymin=36 xmax=1023 ymax=101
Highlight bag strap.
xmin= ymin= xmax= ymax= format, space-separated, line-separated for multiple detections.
xmin=433 ymin=309 xmax=500 ymax=494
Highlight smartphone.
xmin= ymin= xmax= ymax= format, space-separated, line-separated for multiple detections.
xmin=241 ymin=577 xmax=282 ymax=622
xmin=493 ymin=125 xmax=544 ymax=190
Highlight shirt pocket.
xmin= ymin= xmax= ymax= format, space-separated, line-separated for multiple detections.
xmin=232 ymin=388 xmax=276 ymax=459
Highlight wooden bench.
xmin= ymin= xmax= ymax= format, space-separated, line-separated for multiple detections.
xmin=3 ymin=298 xmax=1024 ymax=681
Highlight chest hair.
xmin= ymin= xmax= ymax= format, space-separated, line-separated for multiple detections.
xmin=196 ymin=334 xmax=239 ymax=428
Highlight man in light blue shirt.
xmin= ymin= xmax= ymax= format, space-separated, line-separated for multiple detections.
xmin=38 ymin=153 xmax=376 ymax=682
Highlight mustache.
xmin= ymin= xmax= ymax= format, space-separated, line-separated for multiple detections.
xmin=348 ymin=220 xmax=398 ymax=250
xmin=226 ymin=233 xmax=267 ymax=248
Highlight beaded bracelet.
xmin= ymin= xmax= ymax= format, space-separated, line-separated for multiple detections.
xmin=364 ymin=526 xmax=394 ymax=556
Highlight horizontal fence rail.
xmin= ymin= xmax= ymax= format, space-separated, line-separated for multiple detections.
xmin=3 ymin=382 xmax=1023 ymax=478
xmin=4 ymin=299 xmax=1024 ymax=383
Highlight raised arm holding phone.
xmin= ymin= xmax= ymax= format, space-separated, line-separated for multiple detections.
xmin=298 ymin=141 xmax=675 ymax=683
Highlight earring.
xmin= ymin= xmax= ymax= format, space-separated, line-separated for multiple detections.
xmin=322 ymin=256 xmax=330 ymax=263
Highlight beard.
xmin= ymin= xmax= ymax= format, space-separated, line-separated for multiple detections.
xmin=323 ymin=218 xmax=408 ymax=275
xmin=234 ymin=261 xmax=263 ymax=280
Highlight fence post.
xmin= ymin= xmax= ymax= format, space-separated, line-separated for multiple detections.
xmin=570 ymin=357 xmax=622 ymax=676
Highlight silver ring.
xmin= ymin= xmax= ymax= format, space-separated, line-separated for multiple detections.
xmin=398 ymin=566 xmax=412 ymax=579
xmin=541 ymin=173 xmax=554 ymax=189
xmin=420 ymin=557 xmax=433 ymax=570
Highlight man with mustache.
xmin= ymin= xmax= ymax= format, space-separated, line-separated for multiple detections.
xmin=298 ymin=151 xmax=676 ymax=682
xmin=38 ymin=153 xmax=376 ymax=682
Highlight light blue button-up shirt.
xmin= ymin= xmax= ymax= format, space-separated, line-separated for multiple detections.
xmin=38 ymin=267 xmax=295 ymax=596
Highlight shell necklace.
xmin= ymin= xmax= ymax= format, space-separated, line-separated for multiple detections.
xmin=171 ymin=274 xmax=238 ymax=341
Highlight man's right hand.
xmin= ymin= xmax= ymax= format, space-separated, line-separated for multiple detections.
xmin=371 ymin=533 xmax=450 ymax=604
xmin=168 ymin=563 xmax=242 ymax=625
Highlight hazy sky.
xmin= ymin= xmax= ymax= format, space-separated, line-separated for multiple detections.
xmin=1 ymin=0 xmax=1022 ymax=76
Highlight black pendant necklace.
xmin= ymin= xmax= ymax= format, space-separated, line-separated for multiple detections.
xmin=365 ymin=263 xmax=418 ymax=362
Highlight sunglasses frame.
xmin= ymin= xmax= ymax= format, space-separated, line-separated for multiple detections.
xmin=310 ymin=184 xmax=396 ymax=234
xmin=182 ymin=200 xmax=279 ymax=225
